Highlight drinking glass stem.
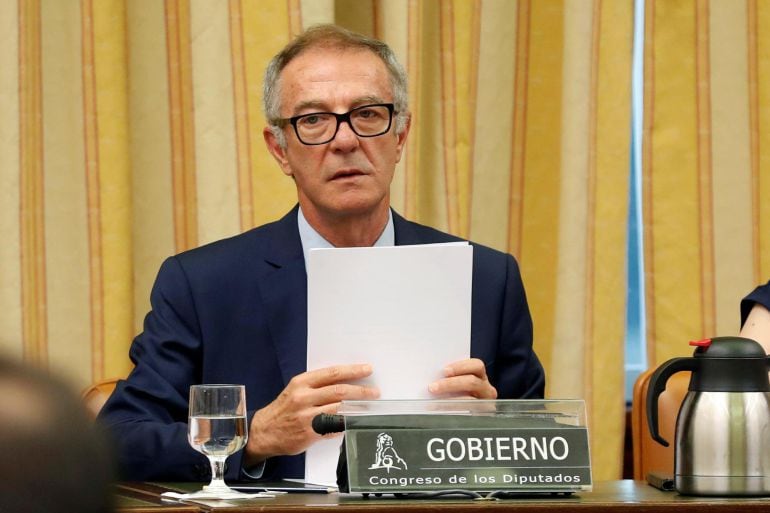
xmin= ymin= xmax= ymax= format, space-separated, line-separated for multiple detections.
xmin=205 ymin=456 xmax=229 ymax=491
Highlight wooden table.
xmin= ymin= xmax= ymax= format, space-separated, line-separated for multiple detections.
xmin=115 ymin=480 xmax=770 ymax=512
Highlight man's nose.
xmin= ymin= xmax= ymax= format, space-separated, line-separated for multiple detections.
xmin=329 ymin=120 xmax=360 ymax=151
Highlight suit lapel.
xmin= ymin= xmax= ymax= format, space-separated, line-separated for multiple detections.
xmin=392 ymin=210 xmax=422 ymax=246
xmin=256 ymin=207 xmax=308 ymax=385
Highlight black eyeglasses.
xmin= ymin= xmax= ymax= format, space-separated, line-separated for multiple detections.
xmin=277 ymin=103 xmax=395 ymax=145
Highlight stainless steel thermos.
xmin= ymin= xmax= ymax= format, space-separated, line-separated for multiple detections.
xmin=647 ymin=336 xmax=770 ymax=496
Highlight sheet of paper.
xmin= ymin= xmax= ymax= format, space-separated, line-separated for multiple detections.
xmin=304 ymin=243 xmax=473 ymax=485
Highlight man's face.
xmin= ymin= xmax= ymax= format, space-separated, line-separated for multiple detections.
xmin=264 ymin=47 xmax=409 ymax=221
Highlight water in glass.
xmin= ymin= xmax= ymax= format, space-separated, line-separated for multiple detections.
xmin=187 ymin=384 xmax=248 ymax=496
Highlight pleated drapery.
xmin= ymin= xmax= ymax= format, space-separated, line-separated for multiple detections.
xmin=642 ymin=0 xmax=770 ymax=365
xmin=4 ymin=0 xmax=644 ymax=480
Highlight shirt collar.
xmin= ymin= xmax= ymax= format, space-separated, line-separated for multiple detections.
xmin=297 ymin=206 xmax=395 ymax=263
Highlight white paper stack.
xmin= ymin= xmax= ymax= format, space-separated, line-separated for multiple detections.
xmin=304 ymin=242 xmax=473 ymax=486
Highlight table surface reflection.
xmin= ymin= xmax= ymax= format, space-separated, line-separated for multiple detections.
xmin=115 ymin=480 xmax=770 ymax=512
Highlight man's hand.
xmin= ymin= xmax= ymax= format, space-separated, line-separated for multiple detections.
xmin=244 ymin=363 xmax=379 ymax=467
xmin=428 ymin=358 xmax=497 ymax=399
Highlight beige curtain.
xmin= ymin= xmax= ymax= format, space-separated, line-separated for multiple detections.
xmin=643 ymin=0 xmax=770 ymax=364
xmin=1 ymin=0 xmax=632 ymax=480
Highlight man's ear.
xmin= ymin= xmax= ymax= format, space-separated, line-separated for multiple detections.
xmin=394 ymin=114 xmax=411 ymax=164
xmin=263 ymin=126 xmax=293 ymax=177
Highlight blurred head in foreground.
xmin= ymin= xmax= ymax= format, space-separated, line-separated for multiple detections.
xmin=0 ymin=356 xmax=115 ymax=513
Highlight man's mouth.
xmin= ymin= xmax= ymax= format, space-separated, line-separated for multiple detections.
xmin=330 ymin=169 xmax=366 ymax=180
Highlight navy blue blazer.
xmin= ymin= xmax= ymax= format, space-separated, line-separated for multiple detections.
xmin=98 ymin=207 xmax=545 ymax=481
xmin=741 ymin=280 xmax=770 ymax=326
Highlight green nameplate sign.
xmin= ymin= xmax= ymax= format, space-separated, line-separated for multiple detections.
xmin=342 ymin=410 xmax=591 ymax=493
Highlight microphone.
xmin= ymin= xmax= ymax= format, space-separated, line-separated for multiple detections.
xmin=312 ymin=413 xmax=345 ymax=435
xmin=311 ymin=414 xmax=349 ymax=492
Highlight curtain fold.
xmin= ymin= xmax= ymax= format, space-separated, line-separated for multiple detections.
xmin=643 ymin=0 xmax=770 ymax=367
xmin=2 ymin=0 xmax=635 ymax=479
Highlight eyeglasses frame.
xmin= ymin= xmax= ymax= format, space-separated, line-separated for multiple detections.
xmin=276 ymin=103 xmax=396 ymax=146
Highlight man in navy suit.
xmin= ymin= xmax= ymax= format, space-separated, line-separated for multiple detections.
xmin=98 ymin=24 xmax=545 ymax=482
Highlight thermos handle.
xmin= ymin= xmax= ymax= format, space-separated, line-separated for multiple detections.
xmin=646 ymin=357 xmax=698 ymax=447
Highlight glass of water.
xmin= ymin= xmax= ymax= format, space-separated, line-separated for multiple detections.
xmin=188 ymin=384 xmax=247 ymax=495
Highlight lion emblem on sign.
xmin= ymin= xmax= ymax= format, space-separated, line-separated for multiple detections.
xmin=369 ymin=432 xmax=408 ymax=472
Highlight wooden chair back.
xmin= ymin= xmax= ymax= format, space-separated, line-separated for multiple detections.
xmin=81 ymin=378 xmax=119 ymax=419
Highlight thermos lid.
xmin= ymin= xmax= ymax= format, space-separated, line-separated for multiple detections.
xmin=687 ymin=336 xmax=770 ymax=392
xmin=689 ymin=336 xmax=767 ymax=359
